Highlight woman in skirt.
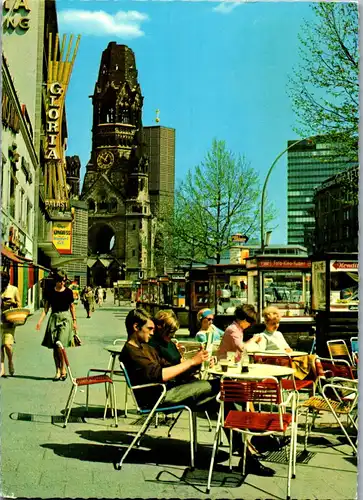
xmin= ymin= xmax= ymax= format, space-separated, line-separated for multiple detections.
xmin=36 ymin=270 xmax=77 ymax=381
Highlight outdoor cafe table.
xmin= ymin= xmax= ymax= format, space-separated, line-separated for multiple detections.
xmin=104 ymin=344 xmax=125 ymax=377
xmin=251 ymin=350 xmax=308 ymax=358
xmin=208 ymin=362 xmax=295 ymax=380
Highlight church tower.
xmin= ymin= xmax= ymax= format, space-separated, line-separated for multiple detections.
xmin=81 ymin=42 xmax=154 ymax=285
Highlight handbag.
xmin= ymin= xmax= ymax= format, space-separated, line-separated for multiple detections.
xmin=71 ymin=332 xmax=82 ymax=347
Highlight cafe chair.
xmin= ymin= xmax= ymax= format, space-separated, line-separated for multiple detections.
xmin=115 ymin=362 xmax=196 ymax=470
xmin=253 ymin=354 xmax=316 ymax=397
xmin=319 ymin=357 xmax=356 ymax=383
xmin=206 ymin=377 xmax=297 ymax=500
xmin=56 ymin=341 xmax=118 ymax=428
xmin=87 ymin=339 xmax=130 ymax=418
xmin=327 ymin=339 xmax=354 ymax=366
xmin=297 ymin=377 xmax=358 ymax=455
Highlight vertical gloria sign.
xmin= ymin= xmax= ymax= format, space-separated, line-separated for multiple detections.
xmin=44 ymin=33 xmax=80 ymax=210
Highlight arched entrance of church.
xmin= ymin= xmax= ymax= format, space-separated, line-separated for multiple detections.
xmin=89 ymin=223 xmax=116 ymax=254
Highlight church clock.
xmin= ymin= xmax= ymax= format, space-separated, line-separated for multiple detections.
xmin=97 ymin=150 xmax=114 ymax=169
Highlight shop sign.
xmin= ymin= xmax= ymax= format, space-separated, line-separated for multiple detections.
xmin=312 ymin=261 xmax=325 ymax=273
xmin=258 ymin=259 xmax=311 ymax=269
xmin=9 ymin=225 xmax=20 ymax=248
xmin=52 ymin=221 xmax=72 ymax=254
xmin=246 ymin=258 xmax=257 ymax=269
xmin=2 ymin=91 xmax=20 ymax=134
xmin=330 ymin=261 xmax=358 ymax=272
xmin=45 ymin=82 xmax=64 ymax=160
xmin=3 ymin=0 xmax=31 ymax=31
xmin=231 ymin=234 xmax=249 ymax=243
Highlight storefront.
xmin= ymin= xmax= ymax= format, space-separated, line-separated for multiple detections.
xmin=312 ymin=252 xmax=358 ymax=354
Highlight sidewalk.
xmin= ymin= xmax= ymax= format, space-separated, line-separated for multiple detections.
xmin=0 ymin=303 xmax=357 ymax=499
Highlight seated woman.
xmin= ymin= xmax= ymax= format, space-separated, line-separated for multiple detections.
xmin=195 ymin=308 xmax=223 ymax=346
xmin=247 ymin=306 xmax=292 ymax=352
xmin=217 ymin=304 xmax=257 ymax=360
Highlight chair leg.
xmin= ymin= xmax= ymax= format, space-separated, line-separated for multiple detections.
xmin=115 ymin=409 xmax=159 ymax=469
xmin=228 ymin=429 xmax=233 ymax=471
xmin=242 ymin=434 xmax=247 ymax=476
xmin=155 ymin=413 xmax=159 ymax=428
xmin=168 ymin=410 xmax=183 ymax=437
xmin=205 ymin=411 xmax=212 ymax=432
xmin=124 ymin=384 xmax=128 ymax=418
xmin=287 ymin=425 xmax=294 ymax=500
xmin=110 ymin=382 xmax=118 ymax=427
xmin=303 ymin=409 xmax=309 ymax=451
xmin=63 ymin=386 xmax=77 ymax=428
xmin=206 ymin=411 xmax=222 ymax=494
xmin=187 ymin=409 xmax=195 ymax=470
xmin=292 ymin=421 xmax=297 ymax=479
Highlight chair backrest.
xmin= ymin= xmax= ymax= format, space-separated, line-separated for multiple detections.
xmin=113 ymin=339 xmax=126 ymax=345
xmin=319 ymin=357 xmax=355 ymax=380
xmin=220 ymin=378 xmax=281 ymax=405
xmin=253 ymin=354 xmax=292 ymax=368
xmin=327 ymin=340 xmax=353 ymax=364
xmin=56 ymin=341 xmax=75 ymax=380
xmin=119 ymin=361 xmax=142 ymax=411
xmin=350 ymin=337 xmax=358 ymax=354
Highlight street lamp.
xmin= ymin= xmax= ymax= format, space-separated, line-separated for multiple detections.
xmin=260 ymin=137 xmax=312 ymax=253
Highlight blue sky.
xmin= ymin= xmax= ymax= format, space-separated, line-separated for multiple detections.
xmin=58 ymin=0 xmax=317 ymax=244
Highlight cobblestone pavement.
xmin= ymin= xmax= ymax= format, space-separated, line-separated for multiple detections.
xmin=0 ymin=301 xmax=358 ymax=499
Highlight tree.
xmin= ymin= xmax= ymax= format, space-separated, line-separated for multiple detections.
xmin=288 ymin=3 xmax=358 ymax=161
xmin=160 ymin=139 xmax=275 ymax=267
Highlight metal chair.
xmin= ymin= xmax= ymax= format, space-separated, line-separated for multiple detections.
xmin=350 ymin=337 xmax=358 ymax=366
xmin=115 ymin=362 xmax=196 ymax=470
xmin=327 ymin=339 xmax=353 ymax=366
xmin=253 ymin=354 xmax=316 ymax=396
xmin=319 ymin=357 xmax=356 ymax=383
xmin=87 ymin=339 xmax=130 ymax=417
xmin=56 ymin=341 xmax=118 ymax=428
xmin=206 ymin=377 xmax=297 ymax=500
xmin=297 ymin=377 xmax=358 ymax=455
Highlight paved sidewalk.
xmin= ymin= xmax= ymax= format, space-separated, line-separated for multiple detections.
xmin=0 ymin=303 xmax=358 ymax=499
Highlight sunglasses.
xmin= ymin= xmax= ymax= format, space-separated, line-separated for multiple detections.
xmin=205 ymin=317 xmax=214 ymax=322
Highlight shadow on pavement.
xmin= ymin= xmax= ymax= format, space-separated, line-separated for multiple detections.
xmin=9 ymin=411 xmax=85 ymax=426
xmin=6 ymin=375 xmax=53 ymax=381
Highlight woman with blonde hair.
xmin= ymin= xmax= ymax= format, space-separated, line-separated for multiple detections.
xmin=149 ymin=309 xmax=182 ymax=364
xmin=248 ymin=306 xmax=292 ymax=352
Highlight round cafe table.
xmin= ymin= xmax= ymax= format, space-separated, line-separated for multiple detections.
xmin=208 ymin=362 xmax=295 ymax=380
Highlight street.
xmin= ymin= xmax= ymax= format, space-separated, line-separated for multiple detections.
xmin=1 ymin=302 xmax=357 ymax=499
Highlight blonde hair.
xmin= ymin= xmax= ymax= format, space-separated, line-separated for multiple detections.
xmin=154 ymin=309 xmax=180 ymax=335
xmin=262 ymin=306 xmax=281 ymax=324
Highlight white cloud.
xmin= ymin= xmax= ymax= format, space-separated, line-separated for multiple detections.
xmin=213 ymin=1 xmax=246 ymax=14
xmin=57 ymin=9 xmax=149 ymax=38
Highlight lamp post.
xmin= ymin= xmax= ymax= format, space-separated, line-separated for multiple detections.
xmin=260 ymin=137 xmax=312 ymax=253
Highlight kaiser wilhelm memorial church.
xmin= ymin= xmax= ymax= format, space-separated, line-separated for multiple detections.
xmin=81 ymin=42 xmax=175 ymax=286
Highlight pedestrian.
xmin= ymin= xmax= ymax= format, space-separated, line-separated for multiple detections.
xmin=103 ymin=288 xmax=107 ymax=302
xmin=1 ymin=271 xmax=21 ymax=377
xmin=97 ymin=286 xmax=103 ymax=307
xmin=95 ymin=286 xmax=99 ymax=305
xmin=83 ymin=286 xmax=94 ymax=318
xmin=36 ymin=270 xmax=77 ymax=381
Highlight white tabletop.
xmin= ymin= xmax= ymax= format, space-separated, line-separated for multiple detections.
xmin=208 ymin=363 xmax=295 ymax=380
xmin=252 ymin=351 xmax=308 ymax=357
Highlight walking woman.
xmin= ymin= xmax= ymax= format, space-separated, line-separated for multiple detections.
xmin=83 ymin=286 xmax=94 ymax=318
xmin=1 ymin=271 xmax=21 ymax=377
xmin=36 ymin=270 xmax=77 ymax=381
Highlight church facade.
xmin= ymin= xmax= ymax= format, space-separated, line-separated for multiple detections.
xmin=81 ymin=42 xmax=155 ymax=285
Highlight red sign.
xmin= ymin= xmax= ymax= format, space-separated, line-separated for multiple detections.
xmin=258 ymin=259 xmax=311 ymax=269
xmin=331 ymin=261 xmax=358 ymax=271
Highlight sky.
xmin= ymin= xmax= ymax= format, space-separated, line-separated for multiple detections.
xmin=57 ymin=0 xmax=318 ymax=245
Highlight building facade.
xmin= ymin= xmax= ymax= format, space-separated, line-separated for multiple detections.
xmin=81 ymin=42 xmax=155 ymax=285
xmin=287 ymin=137 xmax=357 ymax=251
xmin=313 ymin=166 xmax=358 ymax=253
xmin=143 ymin=126 xmax=175 ymax=216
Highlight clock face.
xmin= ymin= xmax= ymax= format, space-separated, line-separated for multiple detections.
xmin=97 ymin=150 xmax=114 ymax=169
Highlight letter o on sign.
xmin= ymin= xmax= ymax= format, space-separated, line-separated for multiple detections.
xmin=48 ymin=108 xmax=59 ymax=120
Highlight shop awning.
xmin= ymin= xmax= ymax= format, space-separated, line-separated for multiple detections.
xmin=38 ymin=241 xmax=60 ymax=259
xmin=1 ymin=244 xmax=24 ymax=263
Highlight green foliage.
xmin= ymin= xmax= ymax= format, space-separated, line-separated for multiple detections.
xmin=288 ymin=3 xmax=358 ymax=161
xmin=156 ymin=139 xmax=275 ymax=266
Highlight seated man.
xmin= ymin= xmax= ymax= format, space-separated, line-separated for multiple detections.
xmin=120 ymin=308 xmax=277 ymax=476
xmin=217 ymin=304 xmax=258 ymax=361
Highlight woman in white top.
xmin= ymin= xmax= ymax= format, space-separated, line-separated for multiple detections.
xmin=247 ymin=306 xmax=292 ymax=353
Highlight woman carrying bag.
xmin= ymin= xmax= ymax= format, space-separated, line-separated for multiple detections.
xmin=36 ymin=270 xmax=77 ymax=381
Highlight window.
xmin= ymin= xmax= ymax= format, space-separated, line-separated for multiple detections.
xmin=27 ymin=201 xmax=32 ymax=235
xmin=132 ymin=223 xmax=136 ymax=230
xmin=19 ymin=189 xmax=24 ymax=224
xmin=132 ymin=250 xmax=136 ymax=257
xmin=9 ymin=168 xmax=16 ymax=218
